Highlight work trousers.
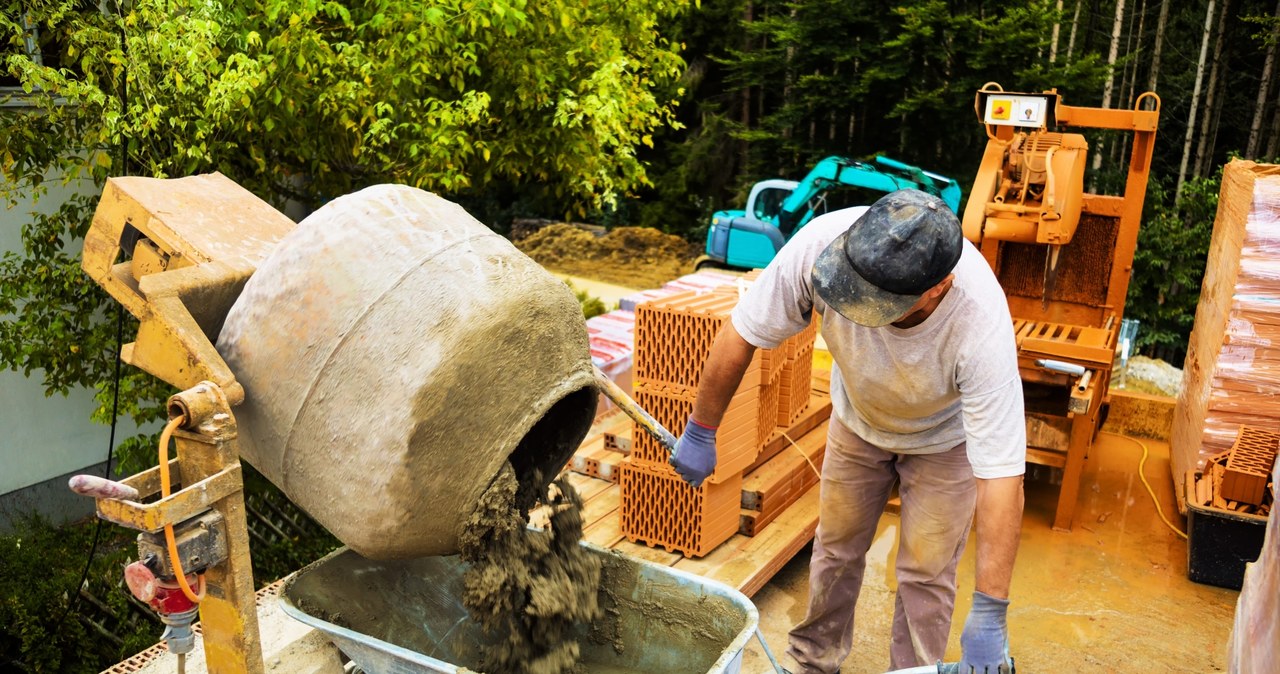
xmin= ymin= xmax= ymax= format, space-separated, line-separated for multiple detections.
xmin=784 ymin=417 xmax=977 ymax=674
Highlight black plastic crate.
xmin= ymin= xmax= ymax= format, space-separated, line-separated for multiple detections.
xmin=1185 ymin=473 xmax=1268 ymax=590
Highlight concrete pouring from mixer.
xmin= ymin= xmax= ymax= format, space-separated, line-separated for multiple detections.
xmin=216 ymin=184 xmax=598 ymax=559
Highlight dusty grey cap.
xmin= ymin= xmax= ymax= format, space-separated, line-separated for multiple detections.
xmin=811 ymin=189 xmax=962 ymax=327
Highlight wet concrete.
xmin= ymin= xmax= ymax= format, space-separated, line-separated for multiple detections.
xmin=742 ymin=433 xmax=1240 ymax=673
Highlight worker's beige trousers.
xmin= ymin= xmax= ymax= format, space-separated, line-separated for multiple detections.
xmin=784 ymin=418 xmax=976 ymax=674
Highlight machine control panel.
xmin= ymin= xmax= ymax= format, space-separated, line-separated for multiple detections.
xmin=979 ymin=91 xmax=1056 ymax=128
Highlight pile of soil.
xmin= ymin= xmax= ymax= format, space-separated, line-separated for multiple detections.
xmin=514 ymin=224 xmax=700 ymax=290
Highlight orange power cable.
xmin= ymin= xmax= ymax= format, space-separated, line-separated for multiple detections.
xmin=159 ymin=415 xmax=206 ymax=604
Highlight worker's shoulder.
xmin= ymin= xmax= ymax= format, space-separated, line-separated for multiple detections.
xmin=793 ymin=206 xmax=869 ymax=247
xmin=952 ymin=240 xmax=1011 ymax=318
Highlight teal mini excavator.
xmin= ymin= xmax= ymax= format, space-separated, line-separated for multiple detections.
xmin=699 ymin=155 xmax=962 ymax=270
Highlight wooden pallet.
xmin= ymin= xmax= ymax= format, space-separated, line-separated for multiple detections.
xmin=565 ymin=408 xmax=827 ymax=597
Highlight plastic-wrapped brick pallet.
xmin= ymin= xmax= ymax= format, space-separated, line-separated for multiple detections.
xmin=1174 ymin=162 xmax=1280 ymax=479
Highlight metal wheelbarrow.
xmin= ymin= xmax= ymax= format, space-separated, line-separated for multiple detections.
xmin=280 ymin=541 xmax=775 ymax=673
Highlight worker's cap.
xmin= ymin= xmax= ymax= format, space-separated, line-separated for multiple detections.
xmin=811 ymin=189 xmax=962 ymax=327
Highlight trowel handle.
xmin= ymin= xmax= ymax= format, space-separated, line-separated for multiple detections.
xmin=592 ymin=366 xmax=678 ymax=457
xmin=69 ymin=474 xmax=140 ymax=501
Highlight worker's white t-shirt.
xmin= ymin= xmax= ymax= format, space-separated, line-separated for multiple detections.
xmin=731 ymin=207 xmax=1027 ymax=479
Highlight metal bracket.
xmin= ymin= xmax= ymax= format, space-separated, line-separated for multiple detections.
xmin=137 ymin=510 xmax=228 ymax=577
xmin=96 ymin=461 xmax=243 ymax=533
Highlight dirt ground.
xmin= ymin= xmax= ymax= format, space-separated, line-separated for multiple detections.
xmin=513 ymin=224 xmax=701 ymax=290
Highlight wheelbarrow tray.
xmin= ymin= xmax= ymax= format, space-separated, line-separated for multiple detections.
xmin=279 ymin=541 xmax=758 ymax=674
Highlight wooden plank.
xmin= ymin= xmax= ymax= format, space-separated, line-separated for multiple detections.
xmin=1026 ymin=413 xmax=1071 ymax=451
xmin=1026 ymin=447 xmax=1067 ymax=468
xmin=583 ymin=511 xmax=625 ymax=548
xmin=580 ymin=484 xmax=621 ymax=526
xmin=611 ymin=539 xmax=682 ymax=566
xmin=811 ymin=368 xmax=831 ymax=395
xmin=1020 ymin=336 xmax=1114 ymax=368
xmin=563 ymin=471 xmax=611 ymax=503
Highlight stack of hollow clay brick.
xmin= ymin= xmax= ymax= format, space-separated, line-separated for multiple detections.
xmin=620 ymin=288 xmax=819 ymax=557
xmin=1195 ymin=425 xmax=1278 ymax=517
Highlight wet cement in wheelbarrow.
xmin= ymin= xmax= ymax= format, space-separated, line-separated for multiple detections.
xmin=460 ymin=462 xmax=603 ymax=674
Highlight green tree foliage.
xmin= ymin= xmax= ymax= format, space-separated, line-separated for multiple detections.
xmin=1127 ymin=171 xmax=1222 ymax=359
xmin=0 ymin=517 xmax=147 ymax=672
xmin=1 ymin=470 xmax=340 ymax=672
xmin=1 ymin=0 xmax=685 ymax=469
xmin=631 ymin=0 xmax=1110 ymax=236
xmin=635 ymin=0 xmax=1280 ymax=360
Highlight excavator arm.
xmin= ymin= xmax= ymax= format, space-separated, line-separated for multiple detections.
xmin=701 ymin=155 xmax=960 ymax=270
xmin=776 ymin=155 xmax=962 ymax=236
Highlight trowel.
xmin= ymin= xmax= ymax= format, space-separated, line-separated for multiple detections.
xmin=592 ymin=365 xmax=679 ymax=457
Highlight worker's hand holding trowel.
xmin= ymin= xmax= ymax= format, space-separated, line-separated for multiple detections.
xmin=956 ymin=591 xmax=1013 ymax=673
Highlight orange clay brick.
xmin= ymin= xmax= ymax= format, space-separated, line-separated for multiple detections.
xmin=759 ymin=370 xmax=782 ymax=441
xmin=777 ymin=344 xmax=815 ymax=427
xmin=633 ymin=290 xmax=784 ymax=390
xmin=630 ymin=380 xmax=760 ymax=483
xmin=603 ymin=427 xmax=631 ymax=455
xmin=1221 ymin=426 xmax=1280 ymax=505
xmin=619 ymin=458 xmax=743 ymax=558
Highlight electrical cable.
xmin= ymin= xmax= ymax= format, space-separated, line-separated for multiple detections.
xmin=52 ymin=4 xmax=131 ymax=631
xmin=51 ymin=304 xmax=125 ymax=633
xmin=1101 ymin=431 xmax=1188 ymax=540
xmin=158 ymin=415 xmax=205 ymax=603
xmin=782 ymin=430 xmax=822 ymax=480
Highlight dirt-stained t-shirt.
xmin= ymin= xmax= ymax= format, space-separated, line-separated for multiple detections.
xmin=731 ymin=206 xmax=1027 ymax=479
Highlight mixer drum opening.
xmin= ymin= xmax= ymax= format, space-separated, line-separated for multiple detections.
xmin=506 ymin=385 xmax=598 ymax=510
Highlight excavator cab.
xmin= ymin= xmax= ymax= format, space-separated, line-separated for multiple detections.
xmin=700 ymin=155 xmax=961 ymax=270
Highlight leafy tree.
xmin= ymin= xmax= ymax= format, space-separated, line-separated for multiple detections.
xmin=1 ymin=0 xmax=685 ymax=469
xmin=1126 ymin=170 xmax=1222 ymax=362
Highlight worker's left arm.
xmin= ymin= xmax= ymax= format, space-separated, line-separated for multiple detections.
xmin=974 ymin=473 xmax=1024 ymax=598
xmin=957 ymin=376 xmax=1025 ymax=673
xmin=956 ymin=315 xmax=1026 ymax=672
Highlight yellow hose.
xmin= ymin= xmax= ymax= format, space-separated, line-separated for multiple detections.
xmin=1102 ymin=432 xmax=1188 ymax=540
xmin=159 ymin=415 xmax=207 ymax=603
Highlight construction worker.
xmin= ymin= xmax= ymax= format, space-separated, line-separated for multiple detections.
xmin=672 ymin=189 xmax=1024 ymax=674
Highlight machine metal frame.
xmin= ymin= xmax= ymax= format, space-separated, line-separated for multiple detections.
xmin=964 ymin=84 xmax=1161 ymax=531
xmin=75 ymin=173 xmax=297 ymax=673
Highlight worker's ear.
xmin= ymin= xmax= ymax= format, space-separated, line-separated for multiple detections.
xmin=924 ymin=273 xmax=955 ymax=299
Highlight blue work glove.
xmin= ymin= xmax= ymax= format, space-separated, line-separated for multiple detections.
xmin=958 ymin=591 xmax=1012 ymax=674
xmin=671 ymin=418 xmax=717 ymax=487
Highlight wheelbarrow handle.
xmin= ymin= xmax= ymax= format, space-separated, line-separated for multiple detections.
xmin=592 ymin=366 xmax=679 ymax=457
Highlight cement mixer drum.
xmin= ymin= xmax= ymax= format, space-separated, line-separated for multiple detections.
xmin=217 ymin=185 xmax=596 ymax=559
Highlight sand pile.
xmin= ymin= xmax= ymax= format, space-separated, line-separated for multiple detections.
xmin=459 ymin=463 xmax=601 ymax=674
xmin=1115 ymin=355 xmax=1184 ymax=396
xmin=514 ymin=224 xmax=700 ymax=290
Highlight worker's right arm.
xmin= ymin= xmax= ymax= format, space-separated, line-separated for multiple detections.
xmin=671 ymin=322 xmax=758 ymax=486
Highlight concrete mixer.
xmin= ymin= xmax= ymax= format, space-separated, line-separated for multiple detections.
xmin=67 ymin=174 xmax=681 ymax=673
